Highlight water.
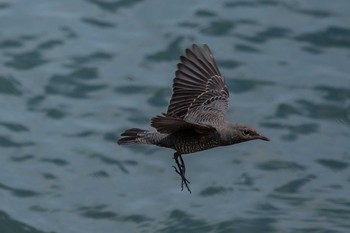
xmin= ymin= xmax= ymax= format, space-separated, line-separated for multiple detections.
xmin=1 ymin=0 xmax=350 ymax=232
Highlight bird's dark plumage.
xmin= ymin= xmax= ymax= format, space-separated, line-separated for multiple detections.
xmin=151 ymin=44 xmax=229 ymax=134
xmin=118 ymin=44 xmax=269 ymax=193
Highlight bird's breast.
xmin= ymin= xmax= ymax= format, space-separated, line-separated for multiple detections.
xmin=169 ymin=131 xmax=220 ymax=154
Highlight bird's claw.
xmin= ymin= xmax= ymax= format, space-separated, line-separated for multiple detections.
xmin=173 ymin=153 xmax=191 ymax=193
xmin=172 ymin=166 xmax=191 ymax=184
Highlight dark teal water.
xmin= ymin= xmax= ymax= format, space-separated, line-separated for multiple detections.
xmin=1 ymin=1 xmax=350 ymax=233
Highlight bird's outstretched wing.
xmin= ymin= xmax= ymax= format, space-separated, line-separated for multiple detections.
xmin=151 ymin=44 xmax=229 ymax=134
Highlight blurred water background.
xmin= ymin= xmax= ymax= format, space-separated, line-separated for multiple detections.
xmin=1 ymin=0 xmax=350 ymax=232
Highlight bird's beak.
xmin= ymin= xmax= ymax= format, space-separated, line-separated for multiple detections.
xmin=258 ymin=135 xmax=270 ymax=141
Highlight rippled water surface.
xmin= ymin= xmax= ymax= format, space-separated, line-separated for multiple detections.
xmin=1 ymin=1 xmax=350 ymax=232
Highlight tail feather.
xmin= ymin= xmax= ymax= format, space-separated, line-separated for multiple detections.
xmin=117 ymin=128 xmax=149 ymax=145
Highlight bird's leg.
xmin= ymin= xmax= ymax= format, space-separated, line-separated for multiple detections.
xmin=173 ymin=152 xmax=189 ymax=183
xmin=172 ymin=152 xmax=191 ymax=193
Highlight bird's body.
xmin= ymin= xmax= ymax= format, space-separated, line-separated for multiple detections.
xmin=120 ymin=127 xmax=220 ymax=154
xmin=118 ymin=44 xmax=269 ymax=193
xmin=119 ymin=122 xmax=256 ymax=154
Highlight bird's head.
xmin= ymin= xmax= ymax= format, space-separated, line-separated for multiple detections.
xmin=222 ymin=124 xmax=270 ymax=145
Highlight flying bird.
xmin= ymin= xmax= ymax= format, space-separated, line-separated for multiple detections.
xmin=118 ymin=44 xmax=269 ymax=193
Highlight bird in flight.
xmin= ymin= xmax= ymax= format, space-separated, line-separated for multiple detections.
xmin=118 ymin=44 xmax=269 ymax=193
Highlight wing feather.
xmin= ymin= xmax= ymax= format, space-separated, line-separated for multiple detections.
xmin=152 ymin=44 xmax=230 ymax=134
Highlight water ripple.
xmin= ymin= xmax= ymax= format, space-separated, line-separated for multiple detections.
xmin=0 ymin=135 xmax=34 ymax=147
xmin=0 ymin=182 xmax=40 ymax=198
xmin=81 ymin=18 xmax=116 ymax=28
xmin=5 ymin=50 xmax=47 ymax=70
xmin=45 ymin=68 xmax=107 ymax=98
xmin=0 ymin=210 xmax=51 ymax=233
xmin=146 ymin=37 xmax=184 ymax=62
xmin=316 ymin=159 xmax=349 ymax=171
xmin=295 ymin=26 xmax=350 ymax=49
xmin=86 ymin=0 xmax=144 ymax=12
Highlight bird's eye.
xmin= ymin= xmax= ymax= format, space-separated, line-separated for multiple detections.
xmin=242 ymin=130 xmax=250 ymax=136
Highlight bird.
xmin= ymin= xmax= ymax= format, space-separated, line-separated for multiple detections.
xmin=117 ymin=44 xmax=269 ymax=193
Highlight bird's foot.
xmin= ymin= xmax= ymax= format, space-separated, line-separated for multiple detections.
xmin=173 ymin=153 xmax=191 ymax=193
xmin=172 ymin=166 xmax=191 ymax=193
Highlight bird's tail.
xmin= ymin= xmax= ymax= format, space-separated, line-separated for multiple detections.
xmin=117 ymin=128 xmax=151 ymax=145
